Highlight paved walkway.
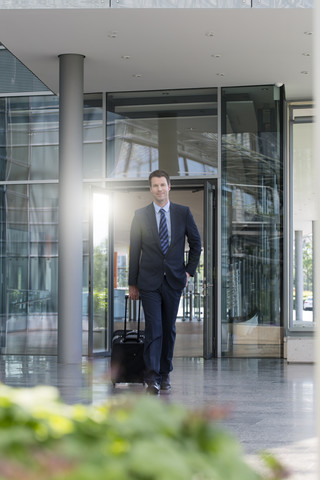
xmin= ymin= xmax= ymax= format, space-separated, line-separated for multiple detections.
xmin=0 ymin=355 xmax=316 ymax=479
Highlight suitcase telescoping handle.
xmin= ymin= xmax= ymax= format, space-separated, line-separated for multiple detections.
xmin=124 ymin=294 xmax=142 ymax=342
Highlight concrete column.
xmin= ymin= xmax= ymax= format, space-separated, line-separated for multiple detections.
xmin=58 ymin=54 xmax=84 ymax=364
xmin=294 ymin=230 xmax=303 ymax=322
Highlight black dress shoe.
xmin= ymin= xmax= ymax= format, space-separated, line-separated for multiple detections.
xmin=160 ymin=374 xmax=171 ymax=391
xmin=146 ymin=382 xmax=160 ymax=395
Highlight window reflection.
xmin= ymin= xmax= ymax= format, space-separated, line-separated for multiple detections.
xmin=107 ymin=89 xmax=218 ymax=178
xmin=0 ymin=46 xmax=50 ymax=95
xmin=0 ymin=94 xmax=103 ymax=182
xmin=2 ymin=184 xmax=59 ymax=353
xmin=0 ymin=86 xmax=286 ymax=358
xmin=221 ymin=85 xmax=282 ymax=356
xmin=0 ymin=95 xmax=103 ymax=354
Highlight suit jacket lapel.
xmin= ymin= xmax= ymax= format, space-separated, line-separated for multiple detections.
xmin=169 ymin=203 xmax=176 ymax=247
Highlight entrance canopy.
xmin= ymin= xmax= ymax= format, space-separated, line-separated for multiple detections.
xmin=0 ymin=7 xmax=313 ymax=100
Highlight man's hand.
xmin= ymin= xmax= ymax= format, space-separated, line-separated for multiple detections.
xmin=185 ymin=272 xmax=190 ymax=287
xmin=129 ymin=285 xmax=139 ymax=300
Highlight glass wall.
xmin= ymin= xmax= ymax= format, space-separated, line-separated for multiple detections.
xmin=221 ymin=85 xmax=283 ymax=357
xmin=3 ymin=183 xmax=59 ymax=353
xmin=107 ymin=88 xmax=218 ymax=178
xmin=0 ymin=94 xmax=104 ymax=354
xmin=0 ymin=44 xmax=50 ymax=95
xmin=1 ymin=96 xmax=59 ymax=181
xmin=0 ymin=86 xmax=285 ymax=357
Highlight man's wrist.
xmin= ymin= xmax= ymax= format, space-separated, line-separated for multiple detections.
xmin=129 ymin=285 xmax=139 ymax=300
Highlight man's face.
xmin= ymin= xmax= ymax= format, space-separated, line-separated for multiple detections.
xmin=150 ymin=176 xmax=171 ymax=206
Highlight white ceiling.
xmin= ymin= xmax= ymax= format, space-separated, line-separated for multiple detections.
xmin=0 ymin=7 xmax=314 ymax=100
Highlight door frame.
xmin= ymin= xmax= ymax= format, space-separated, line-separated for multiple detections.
xmin=88 ymin=177 xmax=218 ymax=358
xmin=203 ymin=179 xmax=217 ymax=358
xmin=88 ymin=186 xmax=114 ymax=357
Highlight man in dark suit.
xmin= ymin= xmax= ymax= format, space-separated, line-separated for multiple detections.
xmin=129 ymin=170 xmax=201 ymax=394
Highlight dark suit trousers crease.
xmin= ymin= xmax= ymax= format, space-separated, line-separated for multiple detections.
xmin=139 ymin=276 xmax=182 ymax=384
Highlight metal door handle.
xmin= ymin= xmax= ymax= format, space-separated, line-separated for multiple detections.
xmin=203 ymin=282 xmax=214 ymax=296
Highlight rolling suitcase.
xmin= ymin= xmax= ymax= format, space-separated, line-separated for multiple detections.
xmin=111 ymin=295 xmax=145 ymax=385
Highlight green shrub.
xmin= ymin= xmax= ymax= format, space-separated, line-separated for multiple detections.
xmin=0 ymin=385 xmax=286 ymax=480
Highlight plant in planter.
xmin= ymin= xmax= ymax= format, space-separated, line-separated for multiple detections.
xmin=0 ymin=385 xmax=287 ymax=480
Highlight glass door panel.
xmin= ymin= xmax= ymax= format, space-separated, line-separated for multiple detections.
xmin=88 ymin=188 xmax=112 ymax=356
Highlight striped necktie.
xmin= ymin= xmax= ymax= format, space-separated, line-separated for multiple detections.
xmin=159 ymin=208 xmax=169 ymax=255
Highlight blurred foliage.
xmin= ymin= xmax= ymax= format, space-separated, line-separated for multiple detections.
xmin=93 ymin=243 xmax=108 ymax=327
xmin=0 ymin=385 xmax=288 ymax=480
xmin=93 ymin=245 xmax=108 ymax=292
xmin=93 ymin=289 xmax=107 ymax=312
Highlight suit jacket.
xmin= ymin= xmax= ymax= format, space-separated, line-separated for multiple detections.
xmin=129 ymin=202 xmax=202 ymax=291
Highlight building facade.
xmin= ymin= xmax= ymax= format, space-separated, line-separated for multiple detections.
xmin=0 ymin=1 xmax=315 ymax=361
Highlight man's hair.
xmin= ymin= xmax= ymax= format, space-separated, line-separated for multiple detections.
xmin=149 ymin=169 xmax=170 ymax=186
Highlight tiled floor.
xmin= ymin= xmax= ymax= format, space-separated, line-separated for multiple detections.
xmin=0 ymin=355 xmax=316 ymax=479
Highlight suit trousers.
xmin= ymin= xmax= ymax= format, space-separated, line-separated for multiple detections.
xmin=139 ymin=276 xmax=182 ymax=384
